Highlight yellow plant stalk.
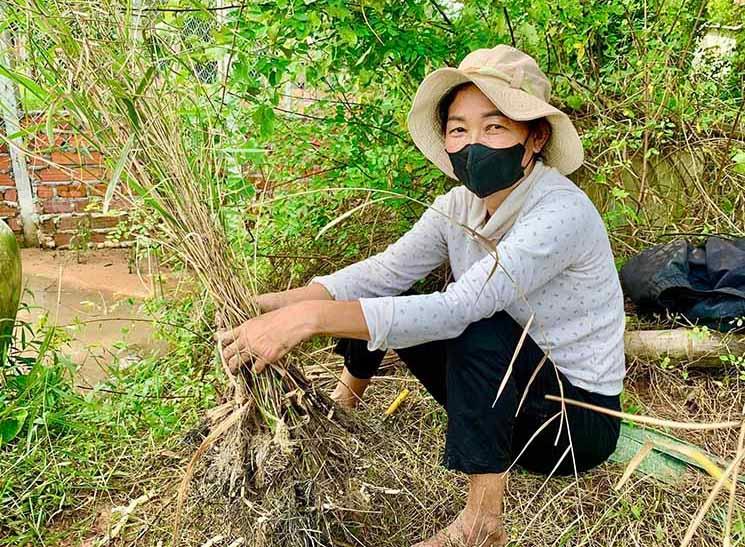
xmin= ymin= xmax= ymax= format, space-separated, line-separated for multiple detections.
xmin=384 ymin=388 xmax=410 ymax=419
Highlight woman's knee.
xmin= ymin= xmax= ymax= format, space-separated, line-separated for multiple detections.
xmin=513 ymin=410 xmax=621 ymax=475
xmin=445 ymin=310 xmax=520 ymax=368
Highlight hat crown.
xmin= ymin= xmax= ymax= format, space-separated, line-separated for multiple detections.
xmin=458 ymin=45 xmax=551 ymax=102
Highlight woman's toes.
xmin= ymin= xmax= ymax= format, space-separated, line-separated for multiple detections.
xmin=329 ymin=392 xmax=358 ymax=409
xmin=412 ymin=511 xmax=464 ymax=547
xmin=460 ymin=513 xmax=506 ymax=546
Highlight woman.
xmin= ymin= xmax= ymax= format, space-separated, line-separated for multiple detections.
xmin=218 ymin=45 xmax=626 ymax=547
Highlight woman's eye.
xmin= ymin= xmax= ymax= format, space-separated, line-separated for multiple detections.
xmin=449 ymin=127 xmax=465 ymax=134
xmin=486 ymin=124 xmax=503 ymax=131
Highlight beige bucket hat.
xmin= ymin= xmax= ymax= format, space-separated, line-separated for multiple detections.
xmin=407 ymin=44 xmax=584 ymax=178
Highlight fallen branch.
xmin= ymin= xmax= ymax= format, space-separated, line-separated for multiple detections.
xmin=624 ymin=328 xmax=745 ymax=367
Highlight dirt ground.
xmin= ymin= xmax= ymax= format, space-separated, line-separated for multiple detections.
xmin=17 ymin=248 xmax=171 ymax=385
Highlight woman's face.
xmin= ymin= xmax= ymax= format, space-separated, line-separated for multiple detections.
xmin=443 ymin=83 xmax=548 ymax=168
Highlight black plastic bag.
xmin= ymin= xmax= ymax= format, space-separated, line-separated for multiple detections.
xmin=620 ymin=236 xmax=745 ymax=333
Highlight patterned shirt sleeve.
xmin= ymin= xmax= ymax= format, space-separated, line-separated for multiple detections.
xmin=358 ymin=191 xmax=591 ymax=351
xmin=308 ymin=193 xmax=450 ymax=301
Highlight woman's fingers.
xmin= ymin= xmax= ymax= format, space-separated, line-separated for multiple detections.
xmin=222 ymin=336 xmax=267 ymax=373
xmin=215 ymin=314 xmax=287 ymax=375
xmin=221 ymin=341 xmax=236 ymax=362
xmin=215 ymin=321 xmax=243 ymax=345
xmin=226 ymin=343 xmax=251 ymax=372
xmin=253 ymin=359 xmax=269 ymax=374
xmin=227 ymin=353 xmax=241 ymax=373
xmin=226 ymin=348 xmax=270 ymax=374
xmin=223 ymin=340 xmax=248 ymax=367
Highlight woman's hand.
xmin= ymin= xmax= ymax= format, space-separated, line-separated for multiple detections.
xmin=216 ymin=302 xmax=318 ymax=374
xmin=254 ymin=283 xmax=334 ymax=315
xmin=255 ymin=292 xmax=284 ymax=314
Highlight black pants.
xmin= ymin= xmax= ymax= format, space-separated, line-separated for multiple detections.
xmin=334 ymin=295 xmax=622 ymax=475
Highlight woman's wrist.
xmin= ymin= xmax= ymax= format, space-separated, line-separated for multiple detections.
xmin=295 ymin=299 xmax=370 ymax=341
xmin=291 ymin=300 xmax=324 ymax=339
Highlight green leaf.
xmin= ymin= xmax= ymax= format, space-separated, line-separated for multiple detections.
xmin=121 ymin=97 xmax=140 ymax=130
xmin=0 ymin=64 xmax=49 ymax=101
xmin=732 ymin=150 xmax=745 ymax=175
xmin=0 ymin=409 xmax=28 ymax=445
xmin=135 ymin=66 xmax=156 ymax=97
xmin=253 ymin=105 xmax=275 ymax=138
xmin=339 ymin=26 xmax=358 ymax=46
xmin=566 ymin=94 xmax=584 ymax=110
xmin=103 ymin=133 xmax=136 ymax=214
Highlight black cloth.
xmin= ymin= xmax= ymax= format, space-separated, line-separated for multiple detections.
xmin=620 ymin=236 xmax=745 ymax=333
xmin=334 ymin=296 xmax=621 ymax=475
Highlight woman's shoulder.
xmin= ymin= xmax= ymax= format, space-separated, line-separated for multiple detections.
xmin=531 ymin=165 xmax=599 ymax=216
xmin=427 ymin=185 xmax=471 ymax=218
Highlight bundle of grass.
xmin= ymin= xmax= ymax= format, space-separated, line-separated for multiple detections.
xmin=2 ymin=1 xmax=454 ymax=544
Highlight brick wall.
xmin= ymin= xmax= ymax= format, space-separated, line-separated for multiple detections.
xmin=0 ymin=141 xmax=22 ymax=235
xmin=0 ymin=114 xmax=130 ymax=248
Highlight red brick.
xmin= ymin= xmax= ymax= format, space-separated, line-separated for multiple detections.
xmin=51 ymin=150 xmax=103 ymax=166
xmin=0 ymin=155 xmax=10 ymax=171
xmin=106 ymin=197 xmax=130 ymax=210
xmin=4 ymin=189 xmax=17 ymax=202
xmin=90 ymin=183 xmax=108 ymax=197
xmin=70 ymin=199 xmax=91 ymax=212
xmin=39 ymin=218 xmax=57 ymax=232
xmin=77 ymin=166 xmax=105 ymax=181
xmin=58 ymin=215 xmax=86 ymax=231
xmin=53 ymin=232 xmax=73 ymax=247
xmin=56 ymin=183 xmax=87 ymax=198
xmin=36 ymin=185 xmax=55 ymax=198
xmin=90 ymin=215 xmax=124 ymax=230
xmin=6 ymin=216 xmax=22 ymax=233
xmin=42 ymin=200 xmax=74 ymax=214
xmin=36 ymin=167 xmax=72 ymax=182
xmin=38 ymin=166 xmax=105 ymax=183
xmin=0 ymin=173 xmax=13 ymax=185
xmin=72 ymin=134 xmax=93 ymax=148
xmin=28 ymin=134 xmax=53 ymax=150
xmin=0 ymin=204 xmax=18 ymax=217
xmin=50 ymin=150 xmax=83 ymax=166
xmin=86 ymin=151 xmax=104 ymax=164
xmin=28 ymin=155 xmax=50 ymax=170
xmin=21 ymin=112 xmax=45 ymax=126
xmin=89 ymin=232 xmax=109 ymax=243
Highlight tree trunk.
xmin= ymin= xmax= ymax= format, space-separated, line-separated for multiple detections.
xmin=624 ymin=328 xmax=745 ymax=367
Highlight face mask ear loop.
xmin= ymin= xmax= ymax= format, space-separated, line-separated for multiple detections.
xmin=522 ymin=130 xmax=535 ymax=170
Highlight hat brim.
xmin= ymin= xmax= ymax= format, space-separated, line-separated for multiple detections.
xmin=407 ymin=67 xmax=584 ymax=178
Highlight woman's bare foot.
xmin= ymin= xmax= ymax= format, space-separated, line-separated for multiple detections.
xmin=330 ymin=367 xmax=371 ymax=409
xmin=414 ymin=472 xmax=508 ymax=546
xmin=412 ymin=509 xmax=506 ymax=547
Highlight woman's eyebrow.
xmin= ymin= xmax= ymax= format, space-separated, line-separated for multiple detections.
xmin=447 ymin=110 xmax=505 ymax=123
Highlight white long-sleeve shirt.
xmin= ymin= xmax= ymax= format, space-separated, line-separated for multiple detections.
xmin=310 ymin=160 xmax=626 ymax=396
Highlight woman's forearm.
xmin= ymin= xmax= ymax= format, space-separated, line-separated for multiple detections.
xmin=303 ymin=300 xmax=371 ymax=341
xmin=259 ymin=282 xmax=334 ymax=312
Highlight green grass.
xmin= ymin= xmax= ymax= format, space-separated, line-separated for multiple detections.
xmin=0 ymin=295 xmax=217 ymax=545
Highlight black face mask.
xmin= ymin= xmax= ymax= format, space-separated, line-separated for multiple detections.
xmin=447 ymin=135 xmax=532 ymax=198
